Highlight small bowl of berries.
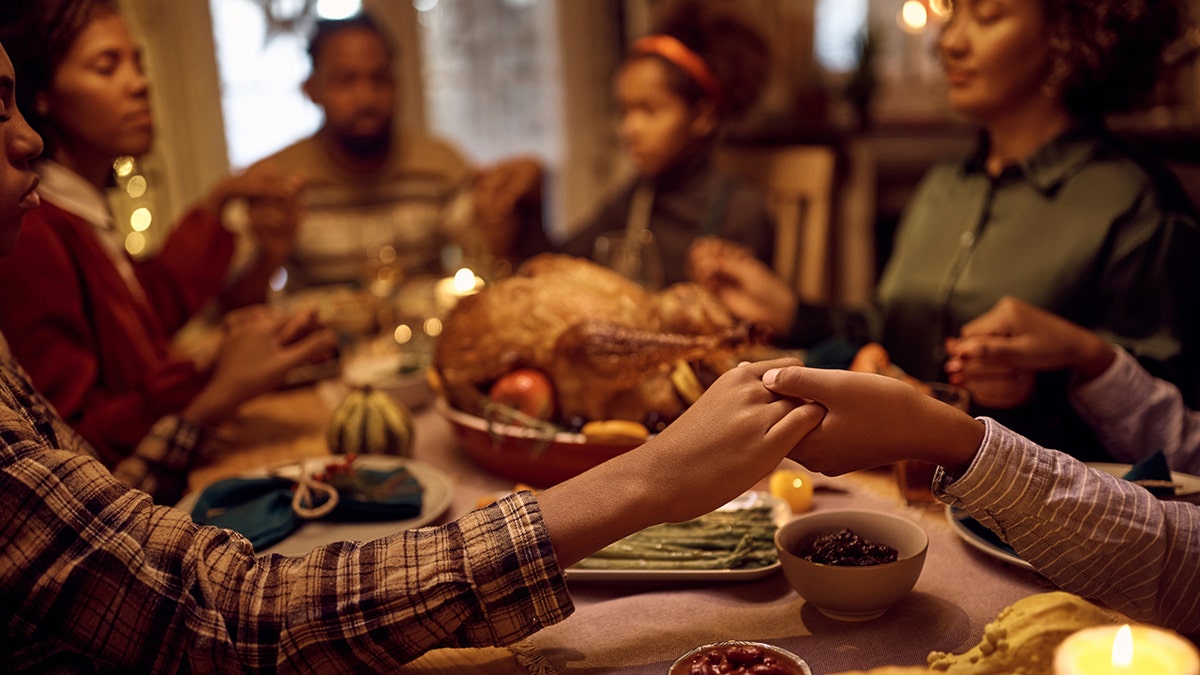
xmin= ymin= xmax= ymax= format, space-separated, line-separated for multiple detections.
xmin=774 ymin=509 xmax=928 ymax=621
xmin=668 ymin=640 xmax=812 ymax=675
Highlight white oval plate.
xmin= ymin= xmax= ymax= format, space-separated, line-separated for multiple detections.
xmin=178 ymin=455 xmax=453 ymax=557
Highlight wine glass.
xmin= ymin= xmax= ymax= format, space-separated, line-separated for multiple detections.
xmin=592 ymin=228 xmax=665 ymax=290
xmin=894 ymin=382 xmax=970 ymax=507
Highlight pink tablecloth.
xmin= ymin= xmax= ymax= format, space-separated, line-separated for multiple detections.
xmin=510 ymin=475 xmax=1053 ymax=674
xmin=399 ymin=400 xmax=1054 ymax=675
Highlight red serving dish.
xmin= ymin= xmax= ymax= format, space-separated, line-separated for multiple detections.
xmin=436 ymin=399 xmax=644 ymax=487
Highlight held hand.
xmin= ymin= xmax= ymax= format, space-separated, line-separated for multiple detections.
xmin=686 ymin=237 xmax=797 ymax=336
xmin=244 ymin=195 xmax=302 ymax=269
xmin=645 ymin=358 xmax=825 ymax=522
xmin=473 ymin=156 xmax=544 ymax=258
xmin=945 ymin=360 xmax=1035 ymax=409
xmin=945 ymin=296 xmax=1115 ymax=383
xmin=762 ymin=366 xmax=984 ymax=475
xmin=183 ymin=306 xmax=337 ymax=426
xmin=231 ymin=164 xmax=305 ymax=268
xmin=204 ymin=161 xmax=304 ymax=218
xmin=538 ymin=358 xmax=824 ymax=566
xmin=475 ymin=155 xmax=543 ymax=217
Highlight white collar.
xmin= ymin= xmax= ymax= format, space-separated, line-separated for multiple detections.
xmin=36 ymin=160 xmax=115 ymax=230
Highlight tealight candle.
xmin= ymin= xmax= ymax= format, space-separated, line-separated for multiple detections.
xmin=434 ymin=267 xmax=484 ymax=313
xmin=1054 ymin=624 xmax=1200 ymax=675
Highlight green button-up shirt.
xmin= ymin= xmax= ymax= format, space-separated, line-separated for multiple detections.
xmin=871 ymin=126 xmax=1199 ymax=459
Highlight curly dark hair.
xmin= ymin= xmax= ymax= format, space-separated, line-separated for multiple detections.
xmin=631 ymin=0 xmax=772 ymax=122
xmin=0 ymin=0 xmax=119 ymax=154
xmin=1040 ymin=0 xmax=1188 ymax=118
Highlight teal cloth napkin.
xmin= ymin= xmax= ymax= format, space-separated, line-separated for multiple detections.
xmin=1121 ymin=450 xmax=1175 ymax=497
xmin=191 ymin=465 xmax=424 ymax=549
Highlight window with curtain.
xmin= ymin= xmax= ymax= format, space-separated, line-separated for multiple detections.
xmin=209 ymin=0 xmax=363 ymax=169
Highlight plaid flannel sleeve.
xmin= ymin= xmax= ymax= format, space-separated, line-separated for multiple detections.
xmin=108 ymin=414 xmax=222 ymax=504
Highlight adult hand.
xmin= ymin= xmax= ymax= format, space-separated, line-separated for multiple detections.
xmin=686 ymin=237 xmax=797 ymax=337
xmin=538 ymin=358 xmax=824 ymax=566
xmin=473 ymin=155 xmax=544 ymax=259
xmin=761 ymin=366 xmax=984 ymax=475
xmin=182 ymin=306 xmax=337 ymax=426
xmin=945 ymin=296 xmax=1115 ymax=383
xmin=637 ymin=358 xmax=825 ymax=522
xmin=210 ymin=162 xmax=305 ymax=267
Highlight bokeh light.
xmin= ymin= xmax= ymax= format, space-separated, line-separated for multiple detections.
xmin=394 ymin=323 xmax=414 ymax=345
xmin=113 ymin=157 xmax=135 ymax=178
xmin=129 ymin=207 xmax=153 ymax=232
xmin=899 ymin=0 xmax=928 ymax=32
xmin=125 ymin=231 xmax=146 ymax=256
xmin=126 ymin=175 xmax=147 ymax=198
xmin=316 ymin=0 xmax=361 ymax=20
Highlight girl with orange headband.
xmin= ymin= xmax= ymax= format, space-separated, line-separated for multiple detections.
xmin=551 ymin=0 xmax=774 ymax=287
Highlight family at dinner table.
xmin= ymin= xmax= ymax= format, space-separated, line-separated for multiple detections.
xmin=1 ymin=0 xmax=1199 ymax=671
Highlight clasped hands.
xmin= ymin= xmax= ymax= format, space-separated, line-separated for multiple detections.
xmin=182 ymin=306 xmax=338 ymax=427
xmin=945 ymin=296 xmax=1115 ymax=409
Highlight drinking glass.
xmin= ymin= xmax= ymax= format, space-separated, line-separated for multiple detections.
xmin=894 ymin=382 xmax=970 ymax=507
xmin=592 ymin=229 xmax=665 ymax=290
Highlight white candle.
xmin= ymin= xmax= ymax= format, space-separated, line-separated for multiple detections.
xmin=1054 ymin=624 xmax=1200 ymax=675
xmin=434 ymin=267 xmax=484 ymax=313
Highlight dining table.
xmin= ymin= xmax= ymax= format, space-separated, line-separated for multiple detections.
xmin=186 ymin=373 xmax=1058 ymax=675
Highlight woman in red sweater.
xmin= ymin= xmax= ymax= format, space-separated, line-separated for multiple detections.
xmin=0 ymin=0 xmax=336 ymax=501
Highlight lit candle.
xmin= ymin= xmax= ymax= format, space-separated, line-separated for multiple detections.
xmin=434 ymin=267 xmax=484 ymax=313
xmin=1054 ymin=624 xmax=1200 ymax=675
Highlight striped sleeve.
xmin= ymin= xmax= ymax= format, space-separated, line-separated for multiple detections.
xmin=1070 ymin=347 xmax=1200 ymax=475
xmin=936 ymin=418 xmax=1200 ymax=635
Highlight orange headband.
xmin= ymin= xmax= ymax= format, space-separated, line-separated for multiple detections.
xmin=630 ymin=35 xmax=722 ymax=107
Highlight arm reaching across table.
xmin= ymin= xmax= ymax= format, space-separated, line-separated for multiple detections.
xmin=763 ymin=365 xmax=1200 ymax=635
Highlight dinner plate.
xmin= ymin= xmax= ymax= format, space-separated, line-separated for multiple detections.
xmin=177 ymin=455 xmax=454 ymax=557
xmin=1086 ymin=462 xmax=1200 ymax=501
xmin=566 ymin=491 xmax=791 ymax=582
xmin=946 ymin=462 xmax=1200 ymax=571
xmin=945 ymin=506 xmax=1034 ymax=572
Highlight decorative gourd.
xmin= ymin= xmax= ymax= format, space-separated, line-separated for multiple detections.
xmin=327 ymin=387 xmax=415 ymax=457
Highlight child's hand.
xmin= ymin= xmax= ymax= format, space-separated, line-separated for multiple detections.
xmin=762 ymin=366 xmax=984 ymax=476
xmin=686 ymin=237 xmax=796 ymax=336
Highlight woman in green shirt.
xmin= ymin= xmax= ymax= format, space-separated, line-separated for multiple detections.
xmin=690 ymin=0 xmax=1199 ymax=460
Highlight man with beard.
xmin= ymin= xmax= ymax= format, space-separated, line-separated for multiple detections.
xmin=253 ymin=13 xmax=506 ymax=289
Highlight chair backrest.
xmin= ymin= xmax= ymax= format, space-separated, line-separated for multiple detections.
xmin=715 ymin=144 xmax=838 ymax=303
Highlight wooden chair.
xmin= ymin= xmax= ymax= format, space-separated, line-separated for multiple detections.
xmin=716 ymin=142 xmax=875 ymax=306
xmin=716 ymin=144 xmax=837 ymax=302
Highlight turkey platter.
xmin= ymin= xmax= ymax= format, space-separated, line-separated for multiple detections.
xmin=433 ymin=254 xmax=767 ymax=430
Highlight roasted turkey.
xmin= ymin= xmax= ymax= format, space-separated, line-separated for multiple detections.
xmin=434 ymin=254 xmax=767 ymax=425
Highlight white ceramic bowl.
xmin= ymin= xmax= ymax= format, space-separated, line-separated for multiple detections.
xmin=774 ymin=509 xmax=928 ymax=621
xmin=343 ymin=352 xmax=434 ymax=409
xmin=668 ymin=640 xmax=812 ymax=675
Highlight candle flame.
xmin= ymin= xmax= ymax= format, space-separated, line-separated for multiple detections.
xmin=1112 ymin=624 xmax=1133 ymax=668
xmin=453 ymin=268 xmax=477 ymax=293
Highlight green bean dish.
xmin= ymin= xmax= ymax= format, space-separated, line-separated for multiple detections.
xmin=573 ymin=506 xmax=779 ymax=570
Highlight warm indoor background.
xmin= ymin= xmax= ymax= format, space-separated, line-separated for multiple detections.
xmin=117 ymin=0 xmax=1200 ymax=305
